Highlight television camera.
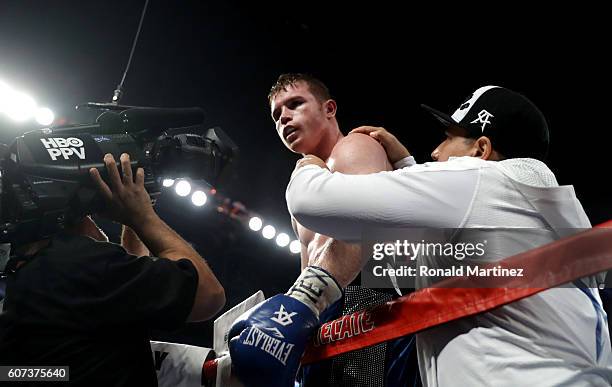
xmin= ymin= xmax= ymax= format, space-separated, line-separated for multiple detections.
xmin=0 ymin=105 xmax=238 ymax=246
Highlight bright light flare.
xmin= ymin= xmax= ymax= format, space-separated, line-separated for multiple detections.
xmin=262 ymin=225 xmax=276 ymax=239
xmin=175 ymin=180 xmax=192 ymax=197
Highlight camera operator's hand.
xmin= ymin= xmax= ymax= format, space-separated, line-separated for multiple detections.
xmin=89 ymin=153 xmax=225 ymax=322
xmin=89 ymin=153 xmax=155 ymax=228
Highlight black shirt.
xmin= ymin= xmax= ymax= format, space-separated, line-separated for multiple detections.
xmin=0 ymin=232 xmax=198 ymax=386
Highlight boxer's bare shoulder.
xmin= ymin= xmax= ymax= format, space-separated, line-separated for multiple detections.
xmin=292 ymin=133 xmax=392 ymax=271
xmin=327 ymin=132 xmax=392 ymax=174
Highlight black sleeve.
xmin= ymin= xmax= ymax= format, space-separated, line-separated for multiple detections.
xmin=94 ymin=242 xmax=199 ymax=330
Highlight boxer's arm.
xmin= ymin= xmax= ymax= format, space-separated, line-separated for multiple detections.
xmin=291 ymin=133 xmax=391 ymax=273
xmin=291 ymin=217 xmax=310 ymax=271
xmin=312 ymin=133 xmax=392 ymax=287
xmin=286 ymin=160 xmax=479 ymax=242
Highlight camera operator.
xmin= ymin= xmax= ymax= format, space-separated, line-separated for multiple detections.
xmin=0 ymin=153 xmax=226 ymax=386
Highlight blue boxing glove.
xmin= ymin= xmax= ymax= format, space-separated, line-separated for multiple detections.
xmin=229 ymin=266 xmax=342 ymax=387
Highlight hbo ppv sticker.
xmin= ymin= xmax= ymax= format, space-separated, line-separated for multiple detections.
xmin=40 ymin=137 xmax=86 ymax=161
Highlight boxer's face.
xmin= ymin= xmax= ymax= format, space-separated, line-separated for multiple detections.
xmin=271 ymin=81 xmax=331 ymax=154
xmin=431 ymin=126 xmax=476 ymax=161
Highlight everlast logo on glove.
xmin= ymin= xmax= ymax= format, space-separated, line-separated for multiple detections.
xmin=242 ymin=326 xmax=295 ymax=365
xmin=228 ymin=268 xmax=341 ymax=387
xmin=40 ymin=137 xmax=86 ymax=161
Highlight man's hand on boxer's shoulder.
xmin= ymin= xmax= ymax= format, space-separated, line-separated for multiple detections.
xmin=350 ymin=126 xmax=411 ymax=164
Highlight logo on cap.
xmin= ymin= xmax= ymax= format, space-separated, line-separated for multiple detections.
xmin=471 ymin=110 xmax=494 ymax=132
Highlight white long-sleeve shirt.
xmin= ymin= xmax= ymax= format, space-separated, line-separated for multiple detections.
xmin=286 ymin=156 xmax=611 ymax=386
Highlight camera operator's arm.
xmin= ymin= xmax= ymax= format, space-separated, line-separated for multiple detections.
xmin=90 ymin=153 xmax=225 ymax=322
xmin=121 ymin=225 xmax=150 ymax=257
xmin=77 ymin=216 xmax=109 ymax=242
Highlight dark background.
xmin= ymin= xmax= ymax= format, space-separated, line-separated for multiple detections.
xmin=1 ymin=1 xmax=609 ymax=347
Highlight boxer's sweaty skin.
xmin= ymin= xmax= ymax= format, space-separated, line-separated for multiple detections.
xmin=292 ymin=133 xmax=392 ymax=288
